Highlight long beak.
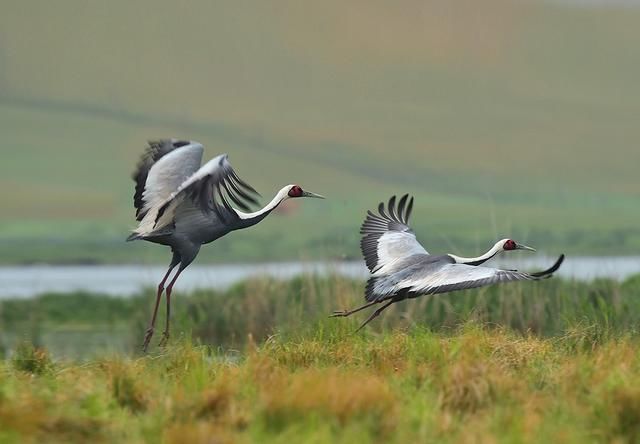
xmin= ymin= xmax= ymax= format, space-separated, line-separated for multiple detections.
xmin=516 ymin=243 xmax=536 ymax=252
xmin=302 ymin=190 xmax=325 ymax=199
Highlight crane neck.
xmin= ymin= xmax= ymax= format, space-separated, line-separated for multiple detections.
xmin=233 ymin=186 xmax=290 ymax=225
xmin=448 ymin=242 xmax=504 ymax=266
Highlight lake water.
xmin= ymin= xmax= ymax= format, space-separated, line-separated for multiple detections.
xmin=1 ymin=256 xmax=640 ymax=299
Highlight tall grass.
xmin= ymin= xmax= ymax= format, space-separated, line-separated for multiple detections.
xmin=2 ymin=274 xmax=640 ymax=356
xmin=3 ymin=325 xmax=640 ymax=442
xmin=1 ymin=275 xmax=640 ymax=442
xmin=143 ymin=273 xmax=640 ymax=349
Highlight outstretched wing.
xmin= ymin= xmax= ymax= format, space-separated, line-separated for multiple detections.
xmin=132 ymin=140 xmax=203 ymax=221
xmin=370 ymin=254 xmax=565 ymax=301
xmin=360 ymin=194 xmax=428 ymax=273
xmin=150 ymin=153 xmax=260 ymax=231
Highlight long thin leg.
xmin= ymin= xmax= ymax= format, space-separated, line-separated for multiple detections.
xmin=159 ymin=265 xmax=185 ymax=347
xmin=329 ymin=300 xmax=378 ymax=318
xmin=354 ymin=299 xmax=395 ymax=333
xmin=142 ymin=255 xmax=179 ymax=352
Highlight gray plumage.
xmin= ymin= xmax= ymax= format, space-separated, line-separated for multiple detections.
xmin=332 ymin=194 xmax=565 ymax=331
xmin=132 ymin=139 xmax=193 ymax=221
xmin=129 ymin=139 xmax=324 ymax=351
xmin=360 ymin=194 xmax=421 ymax=273
xmin=128 ymin=140 xmax=260 ymax=257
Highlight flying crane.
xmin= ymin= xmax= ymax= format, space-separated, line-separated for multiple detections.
xmin=128 ymin=139 xmax=324 ymax=351
xmin=331 ymin=195 xmax=564 ymax=331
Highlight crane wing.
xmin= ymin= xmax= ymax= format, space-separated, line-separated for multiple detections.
xmin=148 ymin=153 xmax=260 ymax=232
xmin=133 ymin=140 xmax=204 ymax=222
xmin=368 ymin=254 xmax=565 ymax=302
xmin=360 ymin=194 xmax=428 ymax=273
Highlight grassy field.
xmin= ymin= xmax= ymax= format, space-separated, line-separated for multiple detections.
xmin=2 ymin=2 xmax=640 ymax=440
xmin=1 ymin=1 xmax=640 ymax=263
xmin=2 ymin=274 xmax=640 ymax=442
xmin=5 ymin=328 xmax=640 ymax=443
xmin=4 ymin=320 xmax=640 ymax=442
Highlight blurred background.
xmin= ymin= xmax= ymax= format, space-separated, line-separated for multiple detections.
xmin=1 ymin=0 xmax=640 ymax=360
xmin=1 ymin=0 xmax=639 ymax=266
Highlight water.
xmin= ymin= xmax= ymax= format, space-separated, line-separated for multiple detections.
xmin=1 ymin=256 xmax=639 ymax=299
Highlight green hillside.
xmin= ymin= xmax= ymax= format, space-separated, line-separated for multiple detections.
xmin=1 ymin=1 xmax=639 ymax=264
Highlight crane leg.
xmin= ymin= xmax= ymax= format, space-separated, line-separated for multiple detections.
xmin=329 ymin=300 xmax=378 ymax=318
xmin=142 ymin=255 xmax=179 ymax=352
xmin=354 ymin=299 xmax=395 ymax=333
xmin=159 ymin=265 xmax=185 ymax=347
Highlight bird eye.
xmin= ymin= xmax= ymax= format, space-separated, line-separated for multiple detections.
xmin=288 ymin=185 xmax=302 ymax=197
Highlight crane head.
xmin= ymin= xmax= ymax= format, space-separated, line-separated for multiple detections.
xmin=503 ymin=239 xmax=536 ymax=252
xmin=287 ymin=185 xmax=325 ymax=199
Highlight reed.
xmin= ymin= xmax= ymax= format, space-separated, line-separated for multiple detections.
xmin=3 ymin=274 xmax=640 ymax=356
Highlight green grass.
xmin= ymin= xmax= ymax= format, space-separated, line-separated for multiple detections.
xmin=1 ymin=275 xmax=640 ymax=442
xmin=3 ymin=273 xmax=640 ymax=358
xmin=1 ymin=0 xmax=640 ymax=264
xmin=4 ymin=323 xmax=640 ymax=442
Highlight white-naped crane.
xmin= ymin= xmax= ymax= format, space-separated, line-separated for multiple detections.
xmin=331 ymin=195 xmax=565 ymax=331
xmin=128 ymin=139 xmax=324 ymax=351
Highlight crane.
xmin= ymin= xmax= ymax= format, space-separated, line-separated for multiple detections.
xmin=331 ymin=195 xmax=564 ymax=331
xmin=128 ymin=139 xmax=324 ymax=351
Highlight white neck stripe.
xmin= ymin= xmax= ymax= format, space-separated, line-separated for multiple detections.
xmin=234 ymin=186 xmax=291 ymax=220
xmin=448 ymin=241 xmax=506 ymax=265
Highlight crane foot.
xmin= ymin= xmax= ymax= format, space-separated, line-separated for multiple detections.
xmin=142 ymin=327 xmax=154 ymax=352
xmin=329 ymin=310 xmax=349 ymax=317
xmin=159 ymin=331 xmax=170 ymax=347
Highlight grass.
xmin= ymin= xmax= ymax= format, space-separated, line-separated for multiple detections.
xmin=2 ymin=273 xmax=640 ymax=356
xmin=1 ymin=274 xmax=640 ymax=442
xmin=4 ymin=324 xmax=640 ymax=442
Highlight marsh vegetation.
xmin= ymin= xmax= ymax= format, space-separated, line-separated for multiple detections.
xmin=1 ymin=275 xmax=640 ymax=442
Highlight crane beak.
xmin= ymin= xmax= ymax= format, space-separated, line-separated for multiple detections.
xmin=301 ymin=190 xmax=325 ymax=199
xmin=516 ymin=243 xmax=536 ymax=252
